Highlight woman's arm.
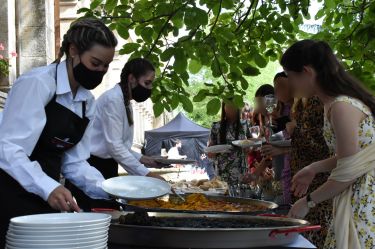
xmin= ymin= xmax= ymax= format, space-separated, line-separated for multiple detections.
xmin=0 ymin=73 xmax=61 ymax=201
xmin=61 ymin=98 xmax=109 ymax=200
xmin=289 ymin=101 xmax=363 ymax=218
xmin=308 ymin=156 xmax=337 ymax=173
xmin=309 ymin=101 xmax=362 ymax=202
xmin=261 ymin=144 xmax=291 ymax=158
xmin=100 ymin=98 xmax=150 ymax=176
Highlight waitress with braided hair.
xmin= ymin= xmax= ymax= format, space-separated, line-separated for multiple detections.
xmin=0 ymin=18 xmax=117 ymax=246
xmin=68 ymin=58 xmax=165 ymax=211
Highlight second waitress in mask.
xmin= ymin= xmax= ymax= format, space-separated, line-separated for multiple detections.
xmin=67 ymin=58 xmax=164 ymax=210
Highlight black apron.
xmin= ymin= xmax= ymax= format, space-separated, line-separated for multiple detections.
xmin=66 ymin=83 xmax=131 ymax=211
xmin=0 ymin=63 xmax=90 ymax=247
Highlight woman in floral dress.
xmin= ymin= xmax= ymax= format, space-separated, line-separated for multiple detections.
xmin=208 ymin=101 xmax=249 ymax=184
xmin=283 ymin=40 xmax=375 ymax=249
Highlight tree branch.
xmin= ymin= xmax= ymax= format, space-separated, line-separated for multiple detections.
xmin=236 ymin=0 xmax=258 ymax=36
xmin=203 ymin=0 xmax=222 ymax=41
xmin=177 ymin=26 xmax=200 ymax=44
xmin=145 ymin=3 xmax=188 ymax=58
xmin=211 ymin=46 xmax=230 ymax=85
xmin=235 ymin=2 xmax=253 ymax=32
xmin=235 ymin=0 xmax=257 ymax=33
xmin=160 ymin=58 xmax=172 ymax=80
xmin=174 ymin=7 xmax=211 ymax=45
xmin=347 ymin=0 xmax=366 ymax=47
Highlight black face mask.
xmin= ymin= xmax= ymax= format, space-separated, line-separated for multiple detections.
xmin=131 ymin=83 xmax=152 ymax=102
xmin=72 ymin=59 xmax=105 ymax=90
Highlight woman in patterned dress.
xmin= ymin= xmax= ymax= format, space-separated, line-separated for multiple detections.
xmin=283 ymin=40 xmax=375 ymax=249
xmin=289 ymin=97 xmax=332 ymax=248
xmin=208 ymin=101 xmax=249 ymax=184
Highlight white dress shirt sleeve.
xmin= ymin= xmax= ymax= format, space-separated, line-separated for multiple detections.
xmin=61 ymin=98 xmax=108 ymax=199
xmin=0 ymin=74 xmax=61 ymax=201
xmin=130 ymin=150 xmax=142 ymax=161
xmin=100 ymin=98 xmax=150 ymax=176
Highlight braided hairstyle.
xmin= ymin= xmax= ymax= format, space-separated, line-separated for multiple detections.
xmin=54 ymin=18 xmax=117 ymax=63
xmin=120 ymin=58 xmax=155 ymax=126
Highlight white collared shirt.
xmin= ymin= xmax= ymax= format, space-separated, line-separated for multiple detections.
xmin=90 ymin=84 xmax=150 ymax=176
xmin=0 ymin=61 xmax=108 ymax=201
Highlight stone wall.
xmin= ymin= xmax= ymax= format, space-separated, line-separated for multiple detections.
xmin=0 ymin=0 xmax=55 ymax=92
xmin=16 ymin=0 xmax=55 ymax=75
xmin=0 ymin=0 xmax=17 ymax=92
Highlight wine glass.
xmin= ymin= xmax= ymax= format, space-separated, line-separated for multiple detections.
xmin=249 ymin=126 xmax=260 ymax=139
xmin=264 ymin=94 xmax=278 ymax=127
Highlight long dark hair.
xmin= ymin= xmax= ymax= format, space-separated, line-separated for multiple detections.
xmin=281 ymin=39 xmax=375 ymax=116
xmin=253 ymin=84 xmax=274 ymax=126
xmin=255 ymin=84 xmax=274 ymax=97
xmin=219 ymin=102 xmax=242 ymax=144
xmin=120 ymin=58 xmax=155 ymax=126
xmin=54 ymin=18 xmax=117 ymax=63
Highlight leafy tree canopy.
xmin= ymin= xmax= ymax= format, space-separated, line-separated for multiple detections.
xmin=79 ymin=0 xmax=375 ymax=116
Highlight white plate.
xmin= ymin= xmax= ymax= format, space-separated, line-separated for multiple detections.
xmin=232 ymin=139 xmax=262 ymax=148
xmin=269 ymin=140 xmax=291 ymax=147
xmin=7 ymin=230 xmax=107 ymax=240
xmin=8 ymin=224 xmax=109 ymax=233
xmin=154 ymin=158 xmax=196 ymax=164
xmin=8 ymin=225 xmax=108 ymax=235
xmin=6 ymin=237 xmax=107 ymax=248
xmin=102 ymin=176 xmax=171 ymax=200
xmin=9 ymin=222 xmax=109 ymax=232
xmin=6 ymin=245 xmax=107 ymax=249
xmin=6 ymin=235 xmax=108 ymax=244
xmin=10 ymin=213 xmax=111 ymax=227
xmin=204 ymin=144 xmax=233 ymax=154
xmin=9 ymin=221 xmax=109 ymax=230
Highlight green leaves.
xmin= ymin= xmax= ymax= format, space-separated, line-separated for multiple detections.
xmin=179 ymin=95 xmax=193 ymax=112
xmin=206 ymin=98 xmax=221 ymax=115
xmin=90 ymin=0 xmax=103 ymax=9
xmin=325 ymin=0 xmax=335 ymax=9
xmin=173 ymin=48 xmax=187 ymax=73
xmin=242 ymin=65 xmax=260 ymax=76
xmin=80 ymin=0 xmax=375 ymax=117
xmin=160 ymin=47 xmax=174 ymax=62
xmin=233 ymin=95 xmax=244 ymax=108
xmin=272 ymin=33 xmax=287 ymax=43
xmin=193 ymin=89 xmax=208 ymax=102
xmin=184 ymin=7 xmax=208 ymax=28
xmin=104 ymin=0 xmax=118 ymax=12
xmin=141 ymin=27 xmax=154 ymax=43
xmin=119 ymin=43 xmax=140 ymax=54
xmin=189 ymin=59 xmax=202 ymax=74
xmin=153 ymin=101 xmax=164 ymax=117
xmin=254 ymin=53 xmax=268 ymax=68
xmin=240 ymin=77 xmax=249 ymax=90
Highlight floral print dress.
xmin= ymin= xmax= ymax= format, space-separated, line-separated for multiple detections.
xmin=323 ymin=96 xmax=375 ymax=249
xmin=209 ymin=122 xmax=249 ymax=184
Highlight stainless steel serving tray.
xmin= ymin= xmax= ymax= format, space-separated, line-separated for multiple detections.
xmin=117 ymin=194 xmax=279 ymax=215
xmin=109 ymin=211 xmax=318 ymax=248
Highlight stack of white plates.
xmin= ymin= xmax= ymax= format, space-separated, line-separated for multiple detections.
xmin=6 ymin=213 xmax=111 ymax=249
